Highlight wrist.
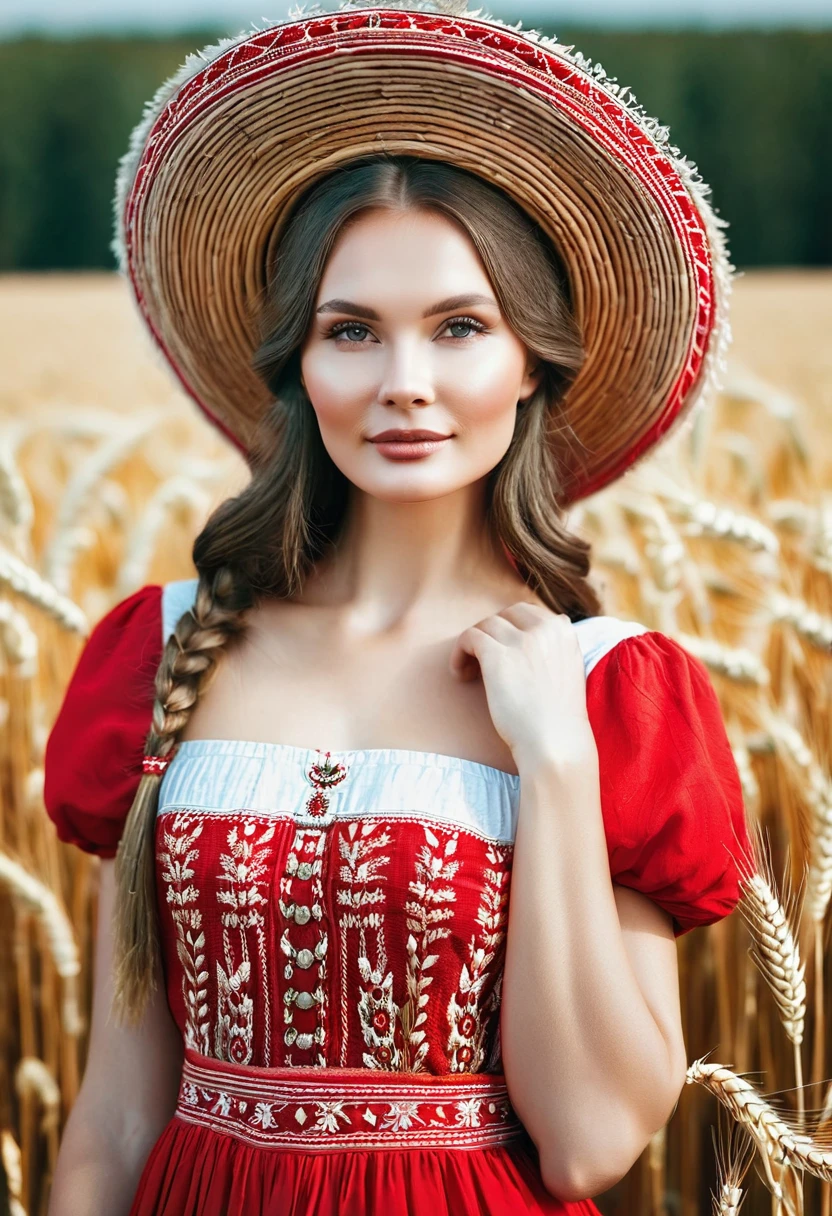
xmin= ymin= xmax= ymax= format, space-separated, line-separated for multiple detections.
xmin=512 ymin=730 xmax=598 ymax=783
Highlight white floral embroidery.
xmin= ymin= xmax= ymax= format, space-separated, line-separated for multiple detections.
xmin=336 ymin=820 xmax=400 ymax=1069
xmin=447 ymin=842 xmax=511 ymax=1072
xmin=402 ymin=826 xmax=460 ymax=1071
xmin=313 ymin=1100 xmax=351 ymax=1134
xmin=181 ymin=1081 xmax=199 ymax=1106
xmin=454 ymin=1097 xmax=483 ymax=1128
xmin=379 ymin=1100 xmax=425 ymax=1132
xmin=211 ymin=1092 xmax=232 ymax=1117
xmin=251 ymin=1101 xmax=278 ymax=1129
xmin=215 ymin=819 xmax=276 ymax=1066
xmin=158 ymin=815 xmax=210 ymax=1055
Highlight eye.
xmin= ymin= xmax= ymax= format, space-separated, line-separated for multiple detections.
xmin=325 ymin=316 xmax=487 ymax=344
xmin=442 ymin=316 xmax=486 ymax=340
xmin=328 ymin=321 xmax=373 ymax=343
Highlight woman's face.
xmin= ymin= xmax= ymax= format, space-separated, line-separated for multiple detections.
xmin=299 ymin=207 xmax=540 ymax=502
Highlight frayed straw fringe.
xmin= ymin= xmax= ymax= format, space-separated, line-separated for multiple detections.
xmin=109 ymin=0 xmax=734 ymax=454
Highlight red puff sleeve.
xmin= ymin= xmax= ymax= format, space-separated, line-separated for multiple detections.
xmin=585 ymin=630 xmax=753 ymax=938
xmin=43 ymin=584 xmax=163 ymax=858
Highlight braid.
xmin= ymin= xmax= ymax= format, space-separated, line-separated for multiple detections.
xmin=112 ymin=567 xmax=255 ymax=1024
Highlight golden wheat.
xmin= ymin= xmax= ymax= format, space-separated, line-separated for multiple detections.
xmin=0 ymin=269 xmax=829 ymax=1215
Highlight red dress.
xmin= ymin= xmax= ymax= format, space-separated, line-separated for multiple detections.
xmin=44 ymin=579 xmax=752 ymax=1215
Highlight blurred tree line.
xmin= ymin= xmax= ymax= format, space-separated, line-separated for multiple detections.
xmin=0 ymin=25 xmax=829 ymax=271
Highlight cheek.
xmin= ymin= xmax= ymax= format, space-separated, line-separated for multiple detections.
xmin=301 ymin=350 xmax=372 ymax=428
xmin=446 ymin=342 xmax=528 ymax=426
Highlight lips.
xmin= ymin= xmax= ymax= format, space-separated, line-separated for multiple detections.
xmin=369 ymin=430 xmax=452 ymax=462
xmin=369 ymin=429 xmax=451 ymax=442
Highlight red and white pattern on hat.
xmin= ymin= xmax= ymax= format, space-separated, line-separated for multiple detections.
xmin=117 ymin=5 xmax=728 ymax=501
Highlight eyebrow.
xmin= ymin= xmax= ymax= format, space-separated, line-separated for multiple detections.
xmin=315 ymin=293 xmax=499 ymax=321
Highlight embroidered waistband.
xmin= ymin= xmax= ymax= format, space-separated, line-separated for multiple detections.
xmin=175 ymin=1047 xmax=527 ymax=1152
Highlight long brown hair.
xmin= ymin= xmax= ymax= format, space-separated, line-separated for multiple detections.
xmin=113 ymin=153 xmax=601 ymax=1023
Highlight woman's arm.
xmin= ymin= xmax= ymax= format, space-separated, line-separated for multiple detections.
xmin=48 ymin=860 xmax=183 ymax=1216
xmin=500 ymin=750 xmax=687 ymax=1202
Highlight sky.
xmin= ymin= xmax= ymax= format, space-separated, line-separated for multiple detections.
xmin=2 ymin=0 xmax=831 ymax=35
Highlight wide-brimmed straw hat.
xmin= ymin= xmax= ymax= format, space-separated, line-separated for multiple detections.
xmin=112 ymin=0 xmax=732 ymax=504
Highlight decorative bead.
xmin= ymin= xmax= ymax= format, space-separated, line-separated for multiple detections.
xmin=301 ymin=749 xmax=350 ymax=821
xmin=143 ymin=752 xmax=174 ymax=775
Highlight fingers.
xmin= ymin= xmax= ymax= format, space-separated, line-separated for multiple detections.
xmin=448 ymin=623 xmax=498 ymax=681
xmin=448 ymin=604 xmax=574 ymax=681
xmin=498 ymin=601 xmax=567 ymax=629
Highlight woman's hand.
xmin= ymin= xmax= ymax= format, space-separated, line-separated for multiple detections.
xmin=449 ymin=601 xmax=596 ymax=773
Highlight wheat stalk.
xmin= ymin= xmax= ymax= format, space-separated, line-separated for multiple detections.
xmin=667 ymin=493 xmax=780 ymax=555
xmin=41 ymin=419 xmax=159 ymax=594
xmin=732 ymin=742 xmax=762 ymax=817
xmin=687 ymin=1059 xmax=826 ymax=1191
xmin=739 ymin=870 xmax=806 ymax=1049
xmin=812 ymin=499 xmax=832 ymax=576
xmin=761 ymin=714 xmax=832 ymax=924
xmin=0 ymin=550 xmax=87 ymax=635
xmin=733 ymin=826 xmax=807 ymax=1123
xmin=616 ymin=493 xmax=687 ymax=592
xmin=710 ymin=1108 xmax=757 ymax=1215
xmin=0 ymin=1130 xmax=26 ymax=1216
xmin=116 ymin=474 xmax=211 ymax=597
xmin=15 ymin=1058 xmax=61 ymax=1132
xmin=766 ymin=498 xmax=832 ymax=577
xmin=0 ymin=599 xmax=39 ymax=676
xmin=0 ymin=853 xmax=81 ymax=1034
xmin=769 ymin=593 xmax=832 ymax=652
xmin=676 ymin=632 xmax=772 ymax=686
xmin=0 ymin=431 xmax=35 ymax=534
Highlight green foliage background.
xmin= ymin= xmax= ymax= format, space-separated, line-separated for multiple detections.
xmin=0 ymin=26 xmax=829 ymax=271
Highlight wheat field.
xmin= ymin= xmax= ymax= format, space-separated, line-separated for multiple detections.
xmin=0 ymin=270 xmax=830 ymax=1215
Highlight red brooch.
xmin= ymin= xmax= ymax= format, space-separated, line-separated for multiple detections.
xmin=304 ymin=750 xmax=349 ymax=819
xmin=143 ymin=752 xmax=174 ymax=776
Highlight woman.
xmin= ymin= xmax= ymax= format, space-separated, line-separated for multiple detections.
xmin=44 ymin=5 xmax=752 ymax=1214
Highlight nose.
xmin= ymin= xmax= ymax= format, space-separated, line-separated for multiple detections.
xmin=376 ymin=339 xmax=436 ymax=408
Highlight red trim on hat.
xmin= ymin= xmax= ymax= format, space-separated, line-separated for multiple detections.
xmin=121 ymin=9 xmax=716 ymax=498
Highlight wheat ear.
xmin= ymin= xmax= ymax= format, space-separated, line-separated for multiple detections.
xmin=734 ymin=824 xmax=807 ymax=1121
xmin=0 ymin=853 xmax=81 ymax=1034
xmin=710 ymin=1107 xmax=756 ymax=1215
xmin=687 ymin=1059 xmax=832 ymax=1191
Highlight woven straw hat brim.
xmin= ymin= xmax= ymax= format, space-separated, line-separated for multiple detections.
xmin=113 ymin=3 xmax=732 ymax=504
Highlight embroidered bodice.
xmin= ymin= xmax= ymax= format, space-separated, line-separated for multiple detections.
xmin=157 ymin=738 xmax=519 ymax=1072
xmin=44 ymin=577 xmax=752 ymax=1081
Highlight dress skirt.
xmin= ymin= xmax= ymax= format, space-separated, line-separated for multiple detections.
xmin=129 ymin=1048 xmax=602 ymax=1215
